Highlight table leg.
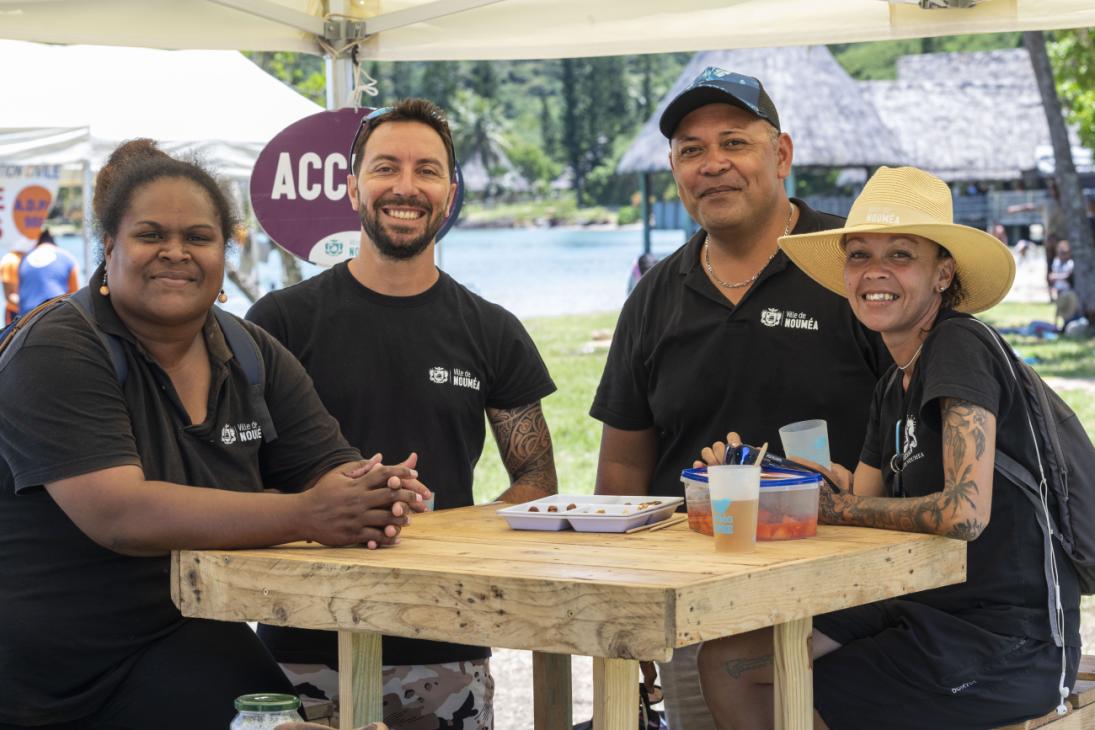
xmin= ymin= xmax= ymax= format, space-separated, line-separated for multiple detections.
xmin=533 ymin=651 xmax=572 ymax=729
xmin=773 ymin=617 xmax=813 ymax=730
xmin=592 ymin=657 xmax=638 ymax=730
xmin=338 ymin=629 xmax=382 ymax=730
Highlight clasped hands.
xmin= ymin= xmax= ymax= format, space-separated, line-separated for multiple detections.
xmin=303 ymin=451 xmax=433 ymax=549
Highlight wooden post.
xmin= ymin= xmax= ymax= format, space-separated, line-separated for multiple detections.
xmin=592 ymin=657 xmax=638 ymax=730
xmin=773 ymin=617 xmax=812 ymax=730
xmin=338 ymin=629 xmax=382 ymax=730
xmin=533 ymin=651 xmax=573 ymax=730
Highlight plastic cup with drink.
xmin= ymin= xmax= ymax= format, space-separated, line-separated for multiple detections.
xmin=778 ymin=419 xmax=831 ymax=469
xmin=707 ymin=464 xmax=761 ymax=553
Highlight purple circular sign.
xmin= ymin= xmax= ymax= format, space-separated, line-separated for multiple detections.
xmin=250 ymin=107 xmax=462 ymax=267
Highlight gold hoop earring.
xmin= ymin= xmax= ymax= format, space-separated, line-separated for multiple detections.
xmin=99 ymin=271 xmax=110 ymax=297
xmin=217 ymin=290 xmax=228 ymax=304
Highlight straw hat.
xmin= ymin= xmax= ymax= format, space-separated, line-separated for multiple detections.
xmin=778 ymin=166 xmax=1015 ymax=313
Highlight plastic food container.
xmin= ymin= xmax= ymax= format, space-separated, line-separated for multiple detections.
xmin=231 ymin=693 xmax=303 ymax=729
xmin=680 ymin=466 xmax=820 ymax=540
xmin=497 ymin=494 xmax=683 ymax=533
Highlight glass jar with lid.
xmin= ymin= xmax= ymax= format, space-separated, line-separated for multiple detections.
xmin=230 ymin=693 xmax=303 ymax=729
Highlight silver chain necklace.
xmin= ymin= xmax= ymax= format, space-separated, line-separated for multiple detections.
xmin=896 ymin=342 xmax=925 ymax=371
xmin=704 ymin=202 xmax=795 ymax=290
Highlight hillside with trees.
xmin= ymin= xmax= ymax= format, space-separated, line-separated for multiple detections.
xmin=248 ymin=31 xmax=1085 ymax=214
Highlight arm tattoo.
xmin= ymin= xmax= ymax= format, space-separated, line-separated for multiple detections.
xmin=722 ymin=654 xmax=773 ymax=680
xmin=819 ymin=398 xmax=991 ymax=540
xmin=488 ymin=402 xmax=557 ymax=496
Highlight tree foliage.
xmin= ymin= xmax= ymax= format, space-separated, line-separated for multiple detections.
xmin=245 ymin=51 xmax=325 ymax=105
xmin=1049 ymin=29 xmax=1095 ymax=151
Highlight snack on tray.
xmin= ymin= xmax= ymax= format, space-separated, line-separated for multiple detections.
xmin=497 ymin=494 xmax=684 ymax=533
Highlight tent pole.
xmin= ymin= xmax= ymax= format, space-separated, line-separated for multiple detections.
xmin=325 ymin=55 xmax=355 ymax=111
xmin=82 ymin=161 xmax=93 ymax=278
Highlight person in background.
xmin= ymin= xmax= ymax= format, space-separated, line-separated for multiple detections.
xmin=248 ymin=98 xmax=558 ymax=729
xmin=1008 ymin=180 xmax=1064 ymax=301
xmin=588 ymin=66 xmax=889 ymax=729
xmin=0 ymin=139 xmax=425 ymax=730
xmin=698 ymin=166 xmax=1080 ymax=730
xmin=15 ymin=227 xmax=78 ymax=317
xmin=627 ymin=252 xmax=660 ymax=294
xmin=0 ymin=245 xmax=24 ymax=325
xmin=1048 ymin=239 xmax=1074 ymax=303
xmin=1049 ymin=240 xmax=1082 ymax=331
xmin=990 ymin=222 xmax=1009 ymax=247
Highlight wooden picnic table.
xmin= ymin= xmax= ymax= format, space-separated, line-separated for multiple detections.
xmin=171 ymin=503 xmax=965 ymax=730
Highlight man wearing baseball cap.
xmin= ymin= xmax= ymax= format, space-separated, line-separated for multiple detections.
xmin=590 ymin=67 xmax=891 ymax=728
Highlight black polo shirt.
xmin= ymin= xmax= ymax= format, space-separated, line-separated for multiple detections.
xmin=591 ymin=199 xmax=891 ymax=498
xmin=0 ymin=272 xmax=359 ymax=725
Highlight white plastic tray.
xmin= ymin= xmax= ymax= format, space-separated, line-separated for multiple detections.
xmin=497 ymin=495 xmax=683 ymax=533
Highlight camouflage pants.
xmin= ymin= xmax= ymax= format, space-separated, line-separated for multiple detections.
xmin=282 ymin=659 xmax=494 ymax=730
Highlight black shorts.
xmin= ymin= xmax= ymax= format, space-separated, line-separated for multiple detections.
xmin=813 ymin=599 xmax=1079 ymax=730
xmin=0 ymin=619 xmax=292 ymax=730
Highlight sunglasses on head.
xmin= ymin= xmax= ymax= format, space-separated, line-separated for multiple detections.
xmin=348 ymin=106 xmax=457 ymax=182
xmin=348 ymin=106 xmax=393 ymax=174
xmin=695 ymin=67 xmax=760 ymax=89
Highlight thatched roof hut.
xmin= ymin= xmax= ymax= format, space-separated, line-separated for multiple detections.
xmin=617 ymin=46 xmax=904 ymax=174
xmin=860 ymin=48 xmax=1084 ymax=181
xmin=895 ymin=47 xmax=1035 ymax=85
xmin=459 ymin=152 xmax=530 ymax=194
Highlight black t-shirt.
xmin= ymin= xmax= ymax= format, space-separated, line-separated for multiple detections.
xmin=860 ymin=310 xmax=1081 ymax=646
xmin=247 ymin=263 xmax=555 ymax=667
xmin=591 ymin=199 xmax=890 ymax=497
xmin=0 ymin=280 xmax=360 ymax=725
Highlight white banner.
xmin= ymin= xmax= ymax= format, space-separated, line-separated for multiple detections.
xmin=0 ymin=164 xmax=62 ymax=252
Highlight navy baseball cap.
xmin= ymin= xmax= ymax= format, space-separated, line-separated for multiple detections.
xmin=659 ymin=67 xmax=780 ymax=138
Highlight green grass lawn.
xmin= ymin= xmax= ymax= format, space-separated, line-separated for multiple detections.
xmin=472 ymin=311 xmax=617 ymax=503
xmin=472 ymin=301 xmax=1095 ymax=503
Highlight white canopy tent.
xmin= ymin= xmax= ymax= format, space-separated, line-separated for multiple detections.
xmin=0 ymin=40 xmax=323 ymax=177
xmin=0 ymin=0 xmax=1094 ymax=62
xmin=0 ymin=39 xmax=323 ymax=276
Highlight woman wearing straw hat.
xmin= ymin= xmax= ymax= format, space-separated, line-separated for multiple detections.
xmin=696 ymin=167 xmax=1080 ymax=730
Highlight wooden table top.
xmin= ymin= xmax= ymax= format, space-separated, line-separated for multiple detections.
xmin=172 ymin=503 xmax=966 ymax=661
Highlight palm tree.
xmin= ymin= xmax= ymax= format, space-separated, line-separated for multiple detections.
xmin=450 ymin=90 xmax=512 ymax=198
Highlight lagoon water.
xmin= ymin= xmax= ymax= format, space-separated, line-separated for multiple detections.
xmin=436 ymin=227 xmax=686 ymax=318
xmin=60 ymin=227 xmax=689 ymax=319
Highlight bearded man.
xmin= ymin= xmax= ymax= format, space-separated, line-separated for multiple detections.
xmin=248 ymin=98 xmax=557 ymax=729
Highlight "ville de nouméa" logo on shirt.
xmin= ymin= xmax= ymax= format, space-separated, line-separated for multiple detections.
xmin=428 ymin=366 xmax=481 ymax=391
xmin=760 ymin=308 xmax=819 ymax=331
xmin=220 ymin=420 xmax=263 ymax=446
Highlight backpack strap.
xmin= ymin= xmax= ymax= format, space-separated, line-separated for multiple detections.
xmin=0 ymin=289 xmax=118 ymax=377
xmin=67 ymin=287 xmax=127 ymax=383
xmin=212 ymin=307 xmax=278 ymax=444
